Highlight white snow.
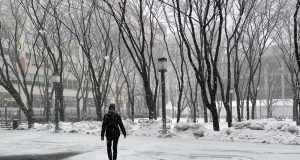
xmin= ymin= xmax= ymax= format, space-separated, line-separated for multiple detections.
xmin=1 ymin=118 xmax=300 ymax=159
xmin=25 ymin=118 xmax=300 ymax=145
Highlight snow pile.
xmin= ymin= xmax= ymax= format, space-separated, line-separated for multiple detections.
xmin=33 ymin=123 xmax=55 ymax=131
xmin=174 ymin=122 xmax=206 ymax=138
xmin=30 ymin=118 xmax=300 ymax=145
xmin=32 ymin=120 xmax=134 ymax=136
xmin=193 ymin=130 xmax=205 ymax=137
xmin=249 ymin=122 xmax=264 ymax=130
xmin=131 ymin=120 xmax=163 ymax=137
xmin=208 ymin=119 xmax=300 ymax=145
xmin=60 ymin=121 xmax=102 ymax=135
xmin=174 ymin=122 xmax=205 ymax=132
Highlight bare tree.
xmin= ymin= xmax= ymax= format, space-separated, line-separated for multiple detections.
xmin=0 ymin=0 xmax=45 ymax=128
xmin=116 ymin=35 xmax=137 ymax=121
xmin=169 ymin=0 xmax=224 ymax=131
xmin=241 ymin=0 xmax=284 ymax=120
xmin=273 ymin=2 xmax=299 ymax=122
xmin=21 ymin=0 xmax=67 ymax=122
xmin=217 ymin=0 xmax=256 ymax=125
xmin=160 ymin=3 xmax=190 ymax=123
xmin=103 ymin=0 xmax=162 ymax=120
xmin=58 ymin=0 xmax=115 ymax=121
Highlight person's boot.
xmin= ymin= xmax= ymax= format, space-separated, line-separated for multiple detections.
xmin=108 ymin=154 xmax=112 ymax=160
xmin=113 ymin=153 xmax=117 ymax=160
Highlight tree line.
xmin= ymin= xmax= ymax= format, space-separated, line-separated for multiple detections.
xmin=0 ymin=0 xmax=300 ymax=131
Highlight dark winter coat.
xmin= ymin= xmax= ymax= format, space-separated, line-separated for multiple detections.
xmin=101 ymin=111 xmax=126 ymax=139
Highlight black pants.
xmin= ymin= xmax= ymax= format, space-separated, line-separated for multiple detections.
xmin=106 ymin=136 xmax=119 ymax=160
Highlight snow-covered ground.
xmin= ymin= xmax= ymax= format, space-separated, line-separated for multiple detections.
xmin=1 ymin=128 xmax=300 ymax=160
xmin=1 ymin=118 xmax=300 ymax=159
xmin=28 ymin=118 xmax=300 ymax=145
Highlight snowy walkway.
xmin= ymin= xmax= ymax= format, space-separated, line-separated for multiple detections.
xmin=1 ymin=128 xmax=300 ymax=160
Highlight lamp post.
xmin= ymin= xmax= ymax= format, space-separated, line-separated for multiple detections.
xmin=158 ymin=57 xmax=167 ymax=134
xmin=51 ymin=73 xmax=60 ymax=132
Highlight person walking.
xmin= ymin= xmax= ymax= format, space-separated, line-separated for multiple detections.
xmin=101 ymin=104 xmax=126 ymax=160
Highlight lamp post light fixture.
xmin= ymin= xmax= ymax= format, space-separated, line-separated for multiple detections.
xmin=51 ymin=73 xmax=60 ymax=132
xmin=158 ymin=57 xmax=167 ymax=134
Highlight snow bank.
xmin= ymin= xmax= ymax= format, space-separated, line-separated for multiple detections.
xmin=32 ymin=120 xmax=134 ymax=136
xmin=211 ymin=119 xmax=300 ymax=145
xmin=30 ymin=118 xmax=300 ymax=145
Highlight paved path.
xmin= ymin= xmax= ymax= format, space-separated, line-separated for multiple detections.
xmin=0 ymin=152 xmax=80 ymax=160
xmin=1 ymin=128 xmax=300 ymax=160
xmin=67 ymin=136 xmax=300 ymax=160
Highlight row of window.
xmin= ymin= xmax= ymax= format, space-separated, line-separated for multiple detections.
xmin=0 ymin=92 xmax=95 ymax=109
xmin=6 ymin=73 xmax=79 ymax=90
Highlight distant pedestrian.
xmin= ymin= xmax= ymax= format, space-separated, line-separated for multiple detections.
xmin=101 ymin=104 xmax=126 ymax=160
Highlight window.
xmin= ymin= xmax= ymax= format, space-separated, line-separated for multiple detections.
xmin=73 ymin=81 xmax=78 ymax=90
xmin=64 ymin=96 xmax=76 ymax=108
xmin=0 ymin=93 xmax=17 ymax=108
xmin=33 ymin=95 xmax=43 ymax=108
xmin=67 ymin=80 xmax=73 ymax=89
xmin=63 ymin=79 xmax=78 ymax=90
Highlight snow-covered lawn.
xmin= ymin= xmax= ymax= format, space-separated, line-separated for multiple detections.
xmin=1 ymin=128 xmax=300 ymax=160
xmin=1 ymin=118 xmax=300 ymax=159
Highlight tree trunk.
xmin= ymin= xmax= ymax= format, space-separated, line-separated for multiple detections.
xmin=176 ymin=92 xmax=183 ymax=123
xmin=95 ymin=91 xmax=103 ymax=121
xmin=76 ymin=98 xmax=80 ymax=122
xmin=26 ymin=107 xmax=34 ymax=128
xmin=204 ymin=104 xmax=208 ymax=123
xmin=193 ymin=103 xmax=197 ymax=123
xmin=44 ymin=89 xmax=51 ymax=123
xmin=210 ymin=105 xmax=220 ymax=131
xmin=143 ymin=79 xmax=156 ymax=120
xmin=267 ymin=104 xmax=272 ymax=118
xmin=235 ymin=88 xmax=241 ymax=122
xmin=251 ymin=101 xmax=256 ymax=119
xmin=46 ymin=97 xmax=51 ymax=123
xmin=225 ymin=103 xmax=232 ymax=127
xmin=130 ymin=102 xmax=134 ymax=122
xmin=176 ymin=102 xmax=181 ymax=123
xmin=59 ymin=86 xmax=65 ymax=122
xmin=241 ymin=102 xmax=244 ymax=120
xmin=293 ymin=95 xmax=298 ymax=121
xmin=246 ymin=87 xmax=250 ymax=120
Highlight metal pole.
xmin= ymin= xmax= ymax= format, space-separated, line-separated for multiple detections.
xmin=161 ymin=71 xmax=166 ymax=134
xmin=54 ymin=82 xmax=59 ymax=132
